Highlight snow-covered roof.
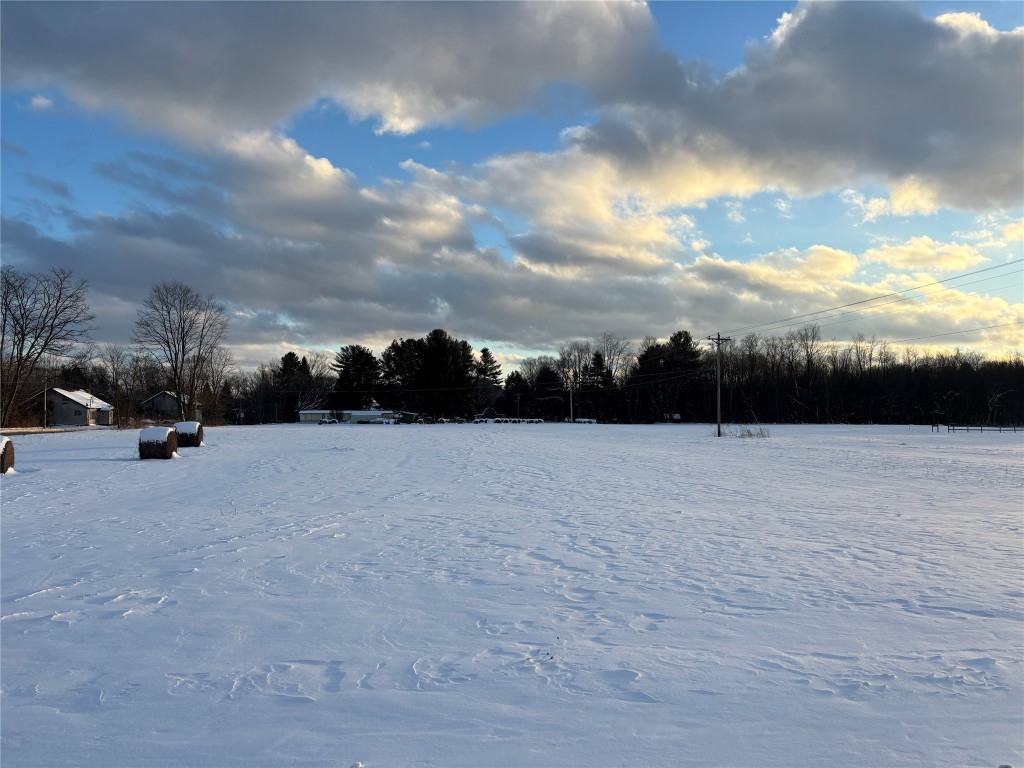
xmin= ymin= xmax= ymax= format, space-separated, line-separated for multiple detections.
xmin=50 ymin=388 xmax=113 ymax=411
xmin=139 ymin=426 xmax=173 ymax=442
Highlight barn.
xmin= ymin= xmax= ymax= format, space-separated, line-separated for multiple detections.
xmin=140 ymin=391 xmax=202 ymax=422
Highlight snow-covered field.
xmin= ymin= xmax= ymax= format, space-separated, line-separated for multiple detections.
xmin=2 ymin=423 xmax=1021 ymax=768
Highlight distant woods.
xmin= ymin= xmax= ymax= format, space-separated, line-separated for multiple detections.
xmin=1 ymin=265 xmax=1021 ymax=427
xmin=235 ymin=326 xmax=1024 ymax=427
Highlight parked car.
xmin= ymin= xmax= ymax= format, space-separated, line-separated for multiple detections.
xmin=318 ymin=418 xmax=338 ymax=424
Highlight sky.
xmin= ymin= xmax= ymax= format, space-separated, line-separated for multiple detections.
xmin=2 ymin=1 xmax=1022 ymax=371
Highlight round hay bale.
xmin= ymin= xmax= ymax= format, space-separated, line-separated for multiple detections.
xmin=174 ymin=421 xmax=204 ymax=448
xmin=139 ymin=427 xmax=177 ymax=460
xmin=1 ymin=437 xmax=13 ymax=474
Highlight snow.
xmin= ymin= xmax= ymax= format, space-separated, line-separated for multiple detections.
xmin=139 ymin=426 xmax=174 ymax=442
xmin=1 ymin=424 xmax=1021 ymax=767
xmin=174 ymin=422 xmax=201 ymax=436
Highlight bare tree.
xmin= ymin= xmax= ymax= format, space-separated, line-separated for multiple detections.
xmin=1 ymin=266 xmax=95 ymax=428
xmin=295 ymin=351 xmax=334 ymax=413
xmin=593 ymin=332 xmax=633 ymax=383
xmin=132 ymin=281 xmax=228 ymax=421
xmin=795 ymin=324 xmax=821 ymax=377
xmin=99 ymin=342 xmax=132 ymax=427
xmin=557 ymin=339 xmax=592 ymax=390
xmin=124 ymin=348 xmax=163 ymax=422
xmin=200 ymin=344 xmax=236 ymax=424
xmin=519 ymin=355 xmax=559 ymax=386
xmin=851 ymin=332 xmax=877 ymax=373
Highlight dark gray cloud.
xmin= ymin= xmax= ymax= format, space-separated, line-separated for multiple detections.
xmin=93 ymin=153 xmax=226 ymax=216
xmin=23 ymin=173 xmax=72 ymax=199
xmin=569 ymin=1 xmax=1024 ymax=210
xmin=2 ymin=138 xmax=28 ymax=158
xmin=1 ymin=1 xmax=670 ymax=140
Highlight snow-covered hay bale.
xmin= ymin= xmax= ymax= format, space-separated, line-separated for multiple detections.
xmin=174 ymin=421 xmax=204 ymax=448
xmin=139 ymin=427 xmax=177 ymax=460
xmin=1 ymin=437 xmax=13 ymax=473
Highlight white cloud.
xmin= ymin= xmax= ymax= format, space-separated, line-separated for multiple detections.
xmin=25 ymin=94 xmax=53 ymax=111
xmin=888 ymin=177 xmax=939 ymax=217
xmin=840 ymin=180 xmax=940 ymax=223
xmin=934 ymin=12 xmax=1003 ymax=41
xmin=863 ymin=236 xmax=986 ymax=271
xmin=767 ymin=7 xmax=809 ymax=50
xmin=774 ymin=198 xmax=793 ymax=219
xmin=725 ymin=201 xmax=746 ymax=224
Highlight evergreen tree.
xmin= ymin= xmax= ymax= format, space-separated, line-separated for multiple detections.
xmin=472 ymin=347 xmax=504 ymax=413
xmin=418 ymin=329 xmax=475 ymax=419
xmin=627 ymin=331 xmax=702 ymax=422
xmin=332 ymin=344 xmax=380 ymax=410
xmin=476 ymin=347 xmax=502 ymax=384
xmin=503 ymin=371 xmax=529 ymax=418
xmin=533 ymin=360 xmax=565 ymax=421
xmin=380 ymin=337 xmax=423 ymax=412
xmin=274 ymin=352 xmax=311 ymax=421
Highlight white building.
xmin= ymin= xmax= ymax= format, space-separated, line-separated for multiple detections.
xmin=298 ymin=410 xmax=395 ymax=424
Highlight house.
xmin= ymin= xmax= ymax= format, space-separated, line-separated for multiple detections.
xmin=341 ymin=410 xmax=395 ymax=424
xmin=45 ymin=388 xmax=116 ymax=427
xmin=298 ymin=409 xmax=395 ymax=424
xmin=298 ymin=410 xmax=337 ymax=424
xmin=140 ymin=391 xmax=202 ymax=421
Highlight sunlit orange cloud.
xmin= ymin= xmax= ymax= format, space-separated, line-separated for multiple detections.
xmin=863 ymin=237 xmax=986 ymax=271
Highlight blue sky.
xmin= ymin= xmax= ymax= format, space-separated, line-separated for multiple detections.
xmin=2 ymin=1 xmax=1021 ymax=370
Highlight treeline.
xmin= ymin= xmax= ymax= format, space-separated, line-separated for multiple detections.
xmin=233 ymin=326 xmax=1024 ymax=427
xmin=2 ymin=268 xmax=228 ymax=428
xmin=709 ymin=328 xmax=1024 ymax=426
xmin=4 ymin=266 xmax=1022 ymax=428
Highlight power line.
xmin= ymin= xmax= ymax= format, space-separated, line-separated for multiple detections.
xmin=889 ymin=320 xmax=1024 ymax=345
xmin=715 ymin=259 xmax=1024 ymax=338
xmin=809 ymin=272 xmax=1023 ymax=334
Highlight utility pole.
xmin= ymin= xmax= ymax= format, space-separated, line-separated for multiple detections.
xmin=707 ymin=333 xmax=732 ymax=437
xmin=568 ymin=371 xmax=574 ymax=423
